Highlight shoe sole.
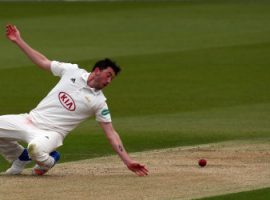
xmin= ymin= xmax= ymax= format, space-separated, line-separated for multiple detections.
xmin=33 ymin=168 xmax=48 ymax=176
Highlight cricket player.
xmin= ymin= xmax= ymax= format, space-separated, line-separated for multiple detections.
xmin=0 ymin=24 xmax=148 ymax=176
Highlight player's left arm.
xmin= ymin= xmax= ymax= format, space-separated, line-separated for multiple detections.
xmin=99 ymin=122 xmax=148 ymax=176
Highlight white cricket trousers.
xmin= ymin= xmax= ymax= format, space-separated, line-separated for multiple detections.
xmin=0 ymin=113 xmax=63 ymax=167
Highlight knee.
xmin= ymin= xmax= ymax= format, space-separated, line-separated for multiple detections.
xmin=27 ymin=142 xmax=48 ymax=163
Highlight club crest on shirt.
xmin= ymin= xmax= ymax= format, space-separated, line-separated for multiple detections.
xmin=58 ymin=92 xmax=76 ymax=111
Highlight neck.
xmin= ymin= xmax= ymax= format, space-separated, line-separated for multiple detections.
xmin=87 ymin=73 xmax=100 ymax=91
xmin=87 ymin=73 xmax=95 ymax=88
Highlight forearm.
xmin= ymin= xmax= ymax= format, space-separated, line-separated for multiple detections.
xmin=107 ymin=131 xmax=132 ymax=165
xmin=108 ymin=131 xmax=149 ymax=176
xmin=14 ymin=38 xmax=51 ymax=71
xmin=100 ymin=122 xmax=148 ymax=176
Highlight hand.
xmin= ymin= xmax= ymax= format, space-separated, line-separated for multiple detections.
xmin=127 ymin=161 xmax=149 ymax=176
xmin=6 ymin=24 xmax=21 ymax=42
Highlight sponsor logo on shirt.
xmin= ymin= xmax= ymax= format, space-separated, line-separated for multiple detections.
xmin=70 ymin=78 xmax=76 ymax=83
xmin=58 ymin=92 xmax=76 ymax=111
xmin=101 ymin=109 xmax=110 ymax=116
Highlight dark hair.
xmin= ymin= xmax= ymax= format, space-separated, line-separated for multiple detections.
xmin=92 ymin=58 xmax=121 ymax=75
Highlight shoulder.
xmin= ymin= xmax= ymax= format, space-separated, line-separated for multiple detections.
xmin=93 ymin=91 xmax=108 ymax=111
xmin=51 ymin=61 xmax=80 ymax=77
xmin=97 ymin=90 xmax=107 ymax=102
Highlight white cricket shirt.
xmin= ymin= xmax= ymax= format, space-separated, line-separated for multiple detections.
xmin=29 ymin=61 xmax=112 ymax=137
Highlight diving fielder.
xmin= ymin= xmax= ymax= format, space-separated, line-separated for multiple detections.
xmin=0 ymin=24 xmax=148 ymax=176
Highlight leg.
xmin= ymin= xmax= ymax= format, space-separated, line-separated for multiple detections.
xmin=27 ymin=131 xmax=63 ymax=175
xmin=32 ymin=151 xmax=61 ymax=176
xmin=0 ymin=114 xmax=32 ymax=162
xmin=0 ymin=138 xmax=24 ymax=162
xmin=5 ymin=147 xmax=60 ymax=175
xmin=28 ymin=142 xmax=55 ymax=168
xmin=0 ymin=114 xmax=63 ymax=175
xmin=0 ymin=114 xmax=34 ymax=175
xmin=0 ymin=138 xmax=33 ymax=175
xmin=5 ymin=148 xmax=32 ymax=175
xmin=0 ymin=113 xmax=37 ymax=159
xmin=0 ymin=139 xmax=30 ymax=175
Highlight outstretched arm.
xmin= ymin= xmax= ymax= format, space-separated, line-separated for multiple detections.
xmin=6 ymin=24 xmax=51 ymax=71
xmin=99 ymin=122 xmax=149 ymax=176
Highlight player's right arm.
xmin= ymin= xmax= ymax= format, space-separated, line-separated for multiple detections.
xmin=6 ymin=24 xmax=51 ymax=71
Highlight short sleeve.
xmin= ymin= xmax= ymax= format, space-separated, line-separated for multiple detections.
xmin=95 ymin=102 xmax=112 ymax=123
xmin=51 ymin=61 xmax=79 ymax=77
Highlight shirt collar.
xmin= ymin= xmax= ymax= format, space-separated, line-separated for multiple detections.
xmin=81 ymin=72 xmax=101 ymax=95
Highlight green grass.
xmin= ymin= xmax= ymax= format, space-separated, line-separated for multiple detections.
xmin=0 ymin=1 xmax=269 ymax=198
xmin=197 ymin=187 xmax=270 ymax=200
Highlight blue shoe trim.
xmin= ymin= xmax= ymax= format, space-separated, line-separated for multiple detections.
xmin=50 ymin=151 xmax=60 ymax=162
xmin=19 ymin=148 xmax=31 ymax=161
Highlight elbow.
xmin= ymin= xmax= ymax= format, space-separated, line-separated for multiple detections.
xmin=37 ymin=58 xmax=51 ymax=71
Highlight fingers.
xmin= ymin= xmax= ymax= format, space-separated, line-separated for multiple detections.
xmin=6 ymin=24 xmax=13 ymax=31
xmin=6 ymin=24 xmax=14 ymax=36
xmin=6 ymin=24 xmax=17 ymax=36
xmin=6 ymin=24 xmax=11 ymax=35
xmin=129 ymin=163 xmax=149 ymax=176
xmin=135 ymin=168 xmax=148 ymax=176
xmin=137 ymin=164 xmax=149 ymax=175
xmin=141 ymin=166 xmax=149 ymax=175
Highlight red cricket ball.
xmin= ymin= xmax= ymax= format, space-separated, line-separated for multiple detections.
xmin=198 ymin=159 xmax=207 ymax=167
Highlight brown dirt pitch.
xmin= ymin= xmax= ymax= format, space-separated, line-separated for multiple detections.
xmin=0 ymin=139 xmax=269 ymax=200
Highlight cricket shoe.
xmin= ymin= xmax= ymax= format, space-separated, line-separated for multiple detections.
xmin=32 ymin=164 xmax=50 ymax=176
xmin=5 ymin=159 xmax=31 ymax=175
xmin=32 ymin=151 xmax=60 ymax=176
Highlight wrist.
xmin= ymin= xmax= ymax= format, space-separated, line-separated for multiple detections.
xmin=120 ymin=155 xmax=132 ymax=166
